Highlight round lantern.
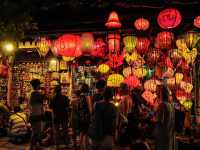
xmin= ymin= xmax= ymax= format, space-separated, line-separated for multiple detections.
xmin=144 ymin=79 xmax=161 ymax=92
xmin=51 ymin=40 xmax=59 ymax=56
xmin=108 ymin=34 xmax=120 ymax=54
xmin=175 ymin=89 xmax=188 ymax=102
xmin=180 ymin=81 xmax=193 ymax=93
xmin=107 ymin=54 xmax=123 ymax=68
xmin=155 ymin=31 xmax=174 ymax=49
xmin=142 ymin=90 xmax=157 ymax=106
xmin=37 ymin=37 xmax=51 ymax=57
xmin=157 ymin=8 xmax=182 ymax=29
xmin=136 ymin=37 xmax=150 ymax=54
xmin=180 ymin=48 xmax=197 ymax=64
xmin=62 ymin=56 xmax=75 ymax=62
xmin=98 ymin=64 xmax=110 ymax=74
xmin=107 ymin=74 xmax=124 ymax=87
xmin=81 ymin=33 xmax=94 ymax=54
xmin=124 ymin=52 xmax=139 ymax=65
xmin=147 ymin=49 xmax=161 ymax=65
xmin=55 ymin=34 xmax=81 ymax=57
xmin=175 ymin=72 xmax=183 ymax=84
xmin=123 ymin=36 xmax=137 ymax=53
xmin=92 ymin=38 xmax=106 ymax=58
xmin=105 ymin=11 xmax=122 ymax=29
xmin=180 ymin=100 xmax=193 ymax=110
xmin=176 ymin=38 xmax=187 ymax=51
xmin=123 ymin=67 xmax=133 ymax=77
xmin=194 ymin=16 xmax=200 ymax=28
xmin=124 ymin=75 xmax=141 ymax=88
xmin=184 ymin=31 xmax=200 ymax=49
xmin=133 ymin=67 xmax=147 ymax=78
xmin=134 ymin=18 xmax=150 ymax=31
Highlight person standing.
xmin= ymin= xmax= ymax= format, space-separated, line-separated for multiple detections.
xmin=29 ymin=79 xmax=44 ymax=150
xmin=49 ymin=85 xmax=69 ymax=148
xmin=155 ymin=85 xmax=176 ymax=150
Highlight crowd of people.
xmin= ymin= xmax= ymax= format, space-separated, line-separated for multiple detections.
xmin=0 ymin=78 xmax=188 ymax=150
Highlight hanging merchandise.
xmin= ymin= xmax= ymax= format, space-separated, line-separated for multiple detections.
xmin=105 ymin=11 xmax=122 ymax=29
xmin=184 ymin=31 xmax=200 ymax=49
xmin=107 ymin=73 xmax=124 ymax=87
xmin=37 ymin=37 xmax=51 ymax=57
xmin=108 ymin=34 xmax=121 ymax=54
xmin=123 ymin=36 xmax=137 ymax=53
xmin=98 ymin=64 xmax=110 ymax=74
xmin=92 ymin=38 xmax=106 ymax=58
xmin=54 ymin=34 xmax=82 ymax=57
xmin=81 ymin=32 xmax=94 ymax=54
xmin=170 ymin=49 xmax=181 ymax=61
xmin=142 ymin=90 xmax=157 ymax=106
xmin=157 ymin=8 xmax=182 ymax=29
xmin=134 ymin=18 xmax=150 ymax=31
xmin=194 ymin=16 xmax=200 ymax=28
xmin=136 ymin=37 xmax=150 ymax=54
xmin=124 ymin=75 xmax=141 ymax=88
xmin=155 ymin=31 xmax=174 ymax=50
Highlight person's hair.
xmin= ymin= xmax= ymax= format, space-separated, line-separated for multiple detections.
xmin=80 ymin=83 xmax=89 ymax=94
xmin=14 ymin=106 xmax=21 ymax=113
xmin=54 ymin=85 xmax=62 ymax=95
xmin=131 ymin=89 xmax=141 ymax=115
xmin=120 ymin=83 xmax=129 ymax=95
xmin=30 ymin=79 xmax=41 ymax=90
xmin=96 ymin=79 xmax=106 ymax=90
xmin=18 ymin=96 xmax=25 ymax=104
xmin=103 ymin=87 xmax=114 ymax=101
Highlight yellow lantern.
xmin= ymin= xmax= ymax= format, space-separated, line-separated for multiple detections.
xmin=175 ymin=72 xmax=183 ymax=84
xmin=37 ymin=37 xmax=51 ymax=57
xmin=62 ymin=56 xmax=75 ymax=62
xmin=123 ymin=36 xmax=137 ymax=53
xmin=59 ymin=61 xmax=67 ymax=70
xmin=133 ymin=67 xmax=147 ymax=78
xmin=107 ymin=74 xmax=124 ymax=87
xmin=124 ymin=52 xmax=139 ymax=64
xmin=123 ymin=67 xmax=133 ymax=77
xmin=49 ymin=58 xmax=59 ymax=71
xmin=184 ymin=31 xmax=200 ymax=49
xmin=176 ymin=38 xmax=187 ymax=50
xmin=180 ymin=100 xmax=193 ymax=110
xmin=144 ymin=79 xmax=161 ymax=92
xmin=181 ymin=48 xmax=197 ymax=64
xmin=180 ymin=81 xmax=193 ymax=93
xmin=167 ymin=78 xmax=175 ymax=86
xmin=98 ymin=64 xmax=110 ymax=74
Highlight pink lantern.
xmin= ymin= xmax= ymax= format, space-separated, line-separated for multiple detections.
xmin=155 ymin=31 xmax=174 ymax=49
xmin=108 ymin=34 xmax=120 ymax=54
xmin=81 ymin=33 xmax=94 ymax=54
xmin=157 ymin=8 xmax=182 ymax=29
xmin=105 ymin=11 xmax=122 ymax=29
xmin=124 ymin=75 xmax=141 ymax=88
xmin=54 ymin=34 xmax=82 ymax=57
xmin=91 ymin=38 xmax=106 ymax=58
xmin=136 ymin=37 xmax=150 ymax=54
xmin=134 ymin=18 xmax=150 ymax=31
xmin=194 ymin=16 xmax=200 ymax=28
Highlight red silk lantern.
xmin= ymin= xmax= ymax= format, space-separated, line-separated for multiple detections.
xmin=134 ymin=18 xmax=150 ymax=31
xmin=136 ymin=37 xmax=150 ymax=54
xmin=81 ymin=33 xmax=94 ymax=54
xmin=157 ymin=8 xmax=182 ymax=29
xmin=124 ymin=75 xmax=141 ymax=88
xmin=107 ymin=54 xmax=123 ymax=68
xmin=91 ymin=38 xmax=106 ymax=58
xmin=105 ymin=11 xmax=122 ymax=29
xmin=194 ymin=16 xmax=200 ymax=28
xmin=147 ymin=49 xmax=161 ymax=66
xmin=55 ymin=34 xmax=82 ymax=57
xmin=108 ymin=34 xmax=120 ymax=54
xmin=155 ymin=31 xmax=174 ymax=49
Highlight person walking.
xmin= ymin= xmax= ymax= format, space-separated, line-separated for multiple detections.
xmin=29 ymin=79 xmax=44 ymax=150
xmin=49 ymin=84 xmax=70 ymax=148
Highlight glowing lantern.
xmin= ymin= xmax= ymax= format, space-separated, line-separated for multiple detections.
xmin=98 ymin=64 xmax=110 ymax=74
xmin=157 ymin=8 xmax=182 ymax=29
xmin=136 ymin=37 xmax=150 ymax=54
xmin=162 ymin=68 xmax=174 ymax=78
xmin=155 ymin=66 xmax=163 ymax=78
xmin=81 ymin=33 xmax=94 ymax=54
xmin=180 ymin=81 xmax=193 ymax=93
xmin=124 ymin=75 xmax=141 ymax=88
xmin=180 ymin=48 xmax=198 ymax=64
xmin=155 ymin=31 xmax=174 ymax=49
xmin=147 ymin=49 xmax=161 ymax=65
xmin=92 ymin=38 xmax=106 ymax=58
xmin=123 ymin=36 xmax=137 ymax=53
xmin=171 ymin=49 xmax=181 ymax=60
xmin=107 ymin=74 xmax=124 ymax=87
xmin=134 ymin=18 xmax=150 ymax=31
xmin=133 ymin=67 xmax=147 ymax=78
xmin=62 ymin=56 xmax=75 ymax=62
xmin=144 ymin=79 xmax=161 ymax=92
xmin=180 ymin=100 xmax=193 ymax=110
xmin=60 ymin=61 xmax=67 ymax=70
xmin=124 ymin=52 xmax=139 ymax=65
xmin=107 ymin=54 xmax=123 ymax=68
xmin=51 ymin=40 xmax=59 ymax=56
xmin=167 ymin=78 xmax=176 ymax=86
xmin=133 ymin=57 xmax=145 ymax=68
xmin=55 ymin=34 xmax=81 ymax=57
xmin=175 ymin=72 xmax=183 ymax=84
xmin=194 ymin=16 xmax=200 ymax=28
xmin=123 ymin=67 xmax=133 ymax=77
xmin=49 ymin=59 xmax=59 ymax=72
xmin=105 ymin=11 xmax=122 ymax=29
xmin=176 ymin=90 xmax=188 ymax=101
xmin=184 ymin=31 xmax=200 ymax=49
xmin=142 ymin=90 xmax=157 ymax=105
xmin=176 ymin=38 xmax=187 ymax=51
xmin=37 ymin=37 xmax=51 ymax=57
xmin=0 ymin=64 xmax=8 ymax=78
xmin=108 ymin=34 xmax=120 ymax=54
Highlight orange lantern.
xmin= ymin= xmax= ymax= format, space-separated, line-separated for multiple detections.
xmin=37 ymin=37 xmax=51 ymax=57
xmin=180 ymin=81 xmax=193 ymax=93
xmin=134 ymin=18 xmax=150 ymax=31
xmin=105 ymin=11 xmax=122 ymax=29
xmin=55 ymin=34 xmax=82 ymax=57
xmin=81 ymin=33 xmax=94 ymax=54
xmin=124 ymin=75 xmax=141 ymax=88
xmin=194 ymin=16 xmax=200 ymax=28
xmin=136 ymin=37 xmax=150 ymax=54
xmin=133 ymin=67 xmax=147 ymax=78
xmin=144 ymin=79 xmax=161 ymax=92
xmin=108 ymin=34 xmax=120 ymax=54
xmin=92 ymin=38 xmax=106 ymax=58
xmin=157 ymin=8 xmax=182 ymax=29
xmin=142 ymin=90 xmax=157 ymax=105
xmin=155 ymin=31 xmax=174 ymax=49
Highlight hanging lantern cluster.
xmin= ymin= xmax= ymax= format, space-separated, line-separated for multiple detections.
xmin=134 ymin=18 xmax=150 ymax=31
xmin=157 ymin=8 xmax=182 ymax=29
xmin=107 ymin=74 xmax=124 ymax=87
xmin=155 ymin=31 xmax=174 ymax=49
xmin=136 ymin=37 xmax=150 ymax=54
xmin=105 ymin=11 xmax=122 ymax=29
xmin=81 ymin=32 xmax=94 ymax=54
xmin=37 ymin=37 xmax=51 ymax=57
